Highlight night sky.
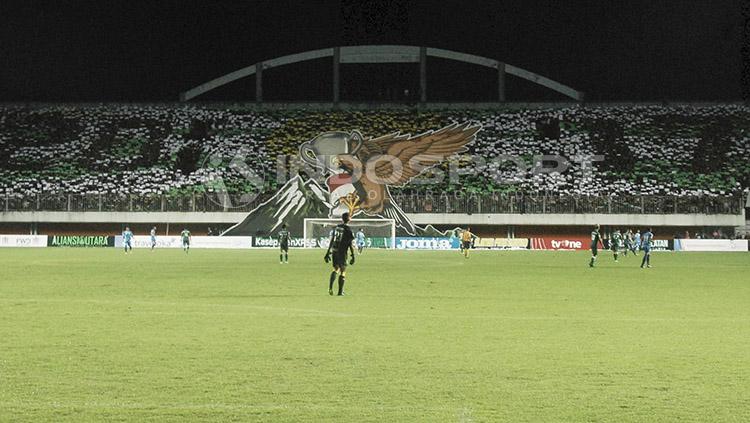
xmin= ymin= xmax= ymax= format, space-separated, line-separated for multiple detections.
xmin=0 ymin=0 xmax=745 ymax=102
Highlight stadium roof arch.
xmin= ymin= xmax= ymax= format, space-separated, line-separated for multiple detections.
xmin=179 ymin=45 xmax=584 ymax=102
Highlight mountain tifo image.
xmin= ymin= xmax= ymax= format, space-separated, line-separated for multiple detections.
xmin=221 ymin=174 xmax=449 ymax=237
xmin=221 ymin=175 xmax=330 ymax=237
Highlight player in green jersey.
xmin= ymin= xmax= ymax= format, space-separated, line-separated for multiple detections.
xmin=611 ymin=229 xmax=623 ymax=262
xmin=180 ymin=228 xmax=191 ymax=253
xmin=278 ymin=223 xmax=291 ymax=264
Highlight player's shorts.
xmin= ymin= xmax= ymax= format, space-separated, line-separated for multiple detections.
xmin=357 ymin=242 xmax=365 ymax=248
xmin=124 ymin=240 xmax=132 ymax=248
xmin=182 ymin=240 xmax=190 ymax=247
xmin=151 ymin=237 xmax=156 ymax=244
xmin=462 ymin=241 xmax=471 ymax=250
xmin=642 ymin=247 xmax=651 ymax=253
xmin=280 ymin=242 xmax=289 ymax=252
xmin=332 ymin=254 xmax=348 ymax=270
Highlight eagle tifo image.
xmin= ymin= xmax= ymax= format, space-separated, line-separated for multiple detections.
xmin=223 ymin=123 xmax=481 ymax=237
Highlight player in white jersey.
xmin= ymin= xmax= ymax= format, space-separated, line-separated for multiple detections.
xmin=150 ymin=226 xmax=157 ymax=250
xmin=355 ymin=228 xmax=366 ymax=255
xmin=640 ymin=228 xmax=654 ymax=268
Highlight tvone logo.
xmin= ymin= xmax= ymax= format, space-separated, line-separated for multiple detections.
xmin=551 ymin=239 xmax=582 ymax=249
xmin=397 ymin=238 xmax=452 ymax=250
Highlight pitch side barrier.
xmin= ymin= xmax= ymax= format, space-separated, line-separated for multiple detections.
xmin=253 ymin=236 xmax=504 ymax=250
xmin=254 ymin=237 xmax=391 ymax=249
xmin=113 ymin=235 xmax=252 ymax=249
xmin=0 ymin=234 xmax=255 ymax=249
xmin=47 ymin=235 xmax=114 ymax=247
xmin=529 ymin=237 xmax=673 ymax=251
xmin=673 ymin=239 xmax=748 ymax=252
xmin=0 ymin=234 xmax=48 ymax=248
xmin=527 ymin=238 xmax=750 ymax=252
xmin=1 ymin=235 xmax=747 ymax=252
xmin=267 ymin=237 xmax=532 ymax=250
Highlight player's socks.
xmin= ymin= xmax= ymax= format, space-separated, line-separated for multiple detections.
xmin=329 ymin=272 xmax=337 ymax=294
xmin=589 ymin=256 xmax=596 ymax=267
xmin=337 ymin=275 xmax=345 ymax=296
xmin=641 ymin=255 xmax=647 ymax=268
xmin=279 ymin=254 xmax=283 ymax=263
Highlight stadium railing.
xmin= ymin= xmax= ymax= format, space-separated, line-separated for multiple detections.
xmin=2 ymin=192 xmax=744 ymax=215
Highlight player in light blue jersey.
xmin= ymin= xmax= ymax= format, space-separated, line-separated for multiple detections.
xmin=623 ymin=229 xmax=633 ymax=256
xmin=355 ymin=228 xmax=366 ymax=255
xmin=150 ymin=226 xmax=157 ymax=250
xmin=631 ymin=229 xmax=640 ymax=255
xmin=122 ymin=226 xmax=134 ymax=253
xmin=640 ymin=228 xmax=653 ymax=268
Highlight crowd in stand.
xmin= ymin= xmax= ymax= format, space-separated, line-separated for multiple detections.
xmin=0 ymin=104 xmax=748 ymax=200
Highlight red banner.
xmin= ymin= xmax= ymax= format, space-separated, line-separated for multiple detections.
xmin=530 ymin=237 xmax=590 ymax=250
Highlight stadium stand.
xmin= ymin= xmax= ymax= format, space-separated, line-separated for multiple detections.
xmin=1 ymin=104 xmax=748 ymax=210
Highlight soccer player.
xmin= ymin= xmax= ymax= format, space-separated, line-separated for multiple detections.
xmin=450 ymin=229 xmax=459 ymax=251
xmin=632 ymin=230 xmax=641 ymax=256
xmin=623 ymin=229 xmax=632 ymax=256
xmin=589 ymin=224 xmax=605 ymax=267
xmin=122 ymin=226 xmax=134 ymax=254
xmin=180 ymin=228 xmax=191 ymax=253
xmin=640 ymin=228 xmax=654 ymax=268
xmin=324 ymin=212 xmax=355 ymax=296
xmin=461 ymin=227 xmax=475 ymax=259
xmin=611 ymin=229 xmax=622 ymax=262
xmin=278 ymin=223 xmax=291 ymax=264
xmin=150 ymin=226 xmax=157 ymax=250
xmin=355 ymin=228 xmax=366 ymax=255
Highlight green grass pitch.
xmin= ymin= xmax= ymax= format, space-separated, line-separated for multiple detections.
xmin=1 ymin=248 xmax=748 ymax=422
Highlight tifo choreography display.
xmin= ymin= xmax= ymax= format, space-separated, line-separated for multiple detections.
xmin=1 ymin=105 xmax=748 ymax=199
xmin=224 ymin=122 xmax=480 ymax=237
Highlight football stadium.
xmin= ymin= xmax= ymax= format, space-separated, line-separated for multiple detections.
xmin=1 ymin=2 xmax=749 ymax=422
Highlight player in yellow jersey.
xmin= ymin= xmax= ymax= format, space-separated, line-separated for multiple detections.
xmin=461 ymin=227 xmax=475 ymax=259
